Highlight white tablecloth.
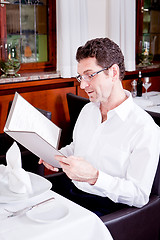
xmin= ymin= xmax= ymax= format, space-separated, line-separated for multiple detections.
xmin=133 ymin=91 xmax=160 ymax=113
xmin=0 ymin=190 xmax=113 ymax=240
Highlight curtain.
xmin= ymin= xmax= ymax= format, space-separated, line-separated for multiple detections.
xmin=56 ymin=0 xmax=88 ymax=78
xmin=107 ymin=0 xmax=136 ymax=71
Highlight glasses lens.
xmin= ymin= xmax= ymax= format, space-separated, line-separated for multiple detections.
xmin=83 ymin=75 xmax=91 ymax=82
xmin=76 ymin=74 xmax=91 ymax=82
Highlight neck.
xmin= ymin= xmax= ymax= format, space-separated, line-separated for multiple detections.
xmin=100 ymin=84 xmax=127 ymax=122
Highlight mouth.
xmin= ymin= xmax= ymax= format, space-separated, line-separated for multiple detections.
xmin=86 ymin=90 xmax=94 ymax=95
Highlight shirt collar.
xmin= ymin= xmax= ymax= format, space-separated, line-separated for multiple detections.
xmin=108 ymin=90 xmax=134 ymax=121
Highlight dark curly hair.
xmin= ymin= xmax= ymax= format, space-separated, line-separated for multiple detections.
xmin=76 ymin=38 xmax=125 ymax=80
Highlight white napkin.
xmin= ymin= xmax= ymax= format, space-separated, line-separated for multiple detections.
xmin=1 ymin=142 xmax=33 ymax=194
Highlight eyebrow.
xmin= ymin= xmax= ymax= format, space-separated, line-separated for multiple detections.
xmin=77 ymin=69 xmax=93 ymax=75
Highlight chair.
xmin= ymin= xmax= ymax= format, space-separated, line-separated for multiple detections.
xmin=100 ymin=158 xmax=160 ymax=240
xmin=0 ymin=103 xmax=52 ymax=176
xmin=146 ymin=110 xmax=160 ymax=127
xmin=66 ymin=93 xmax=89 ymax=142
xmin=66 ymin=92 xmax=160 ymax=240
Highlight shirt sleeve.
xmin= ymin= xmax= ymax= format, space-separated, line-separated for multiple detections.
xmin=60 ymin=142 xmax=74 ymax=157
xmin=92 ymin=124 xmax=160 ymax=207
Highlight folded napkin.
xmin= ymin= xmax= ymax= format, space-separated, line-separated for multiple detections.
xmin=0 ymin=142 xmax=32 ymax=194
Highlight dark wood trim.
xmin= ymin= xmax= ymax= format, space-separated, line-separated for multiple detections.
xmin=20 ymin=0 xmax=56 ymax=73
xmin=125 ymin=67 xmax=160 ymax=80
xmin=48 ymin=0 xmax=57 ymax=69
xmin=136 ymin=0 xmax=144 ymax=63
xmin=0 ymin=5 xmax=7 ymax=40
xmin=0 ymin=78 xmax=76 ymax=96
xmin=0 ymin=5 xmax=7 ymax=60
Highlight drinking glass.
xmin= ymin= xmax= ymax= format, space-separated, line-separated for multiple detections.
xmin=0 ymin=40 xmax=21 ymax=78
xmin=142 ymin=77 xmax=152 ymax=99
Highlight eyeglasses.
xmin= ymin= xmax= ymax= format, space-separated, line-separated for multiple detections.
xmin=76 ymin=66 xmax=111 ymax=83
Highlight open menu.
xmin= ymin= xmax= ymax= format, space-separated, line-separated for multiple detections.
xmin=4 ymin=92 xmax=64 ymax=168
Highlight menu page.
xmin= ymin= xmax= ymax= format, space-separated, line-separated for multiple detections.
xmin=4 ymin=92 xmax=63 ymax=168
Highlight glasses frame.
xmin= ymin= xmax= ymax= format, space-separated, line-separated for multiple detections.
xmin=76 ymin=65 xmax=112 ymax=83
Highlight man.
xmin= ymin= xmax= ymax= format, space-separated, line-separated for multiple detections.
xmin=39 ymin=38 xmax=159 ymax=216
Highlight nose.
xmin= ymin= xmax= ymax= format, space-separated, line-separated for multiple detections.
xmin=80 ymin=79 xmax=89 ymax=90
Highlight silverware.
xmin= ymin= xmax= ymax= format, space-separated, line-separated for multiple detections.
xmin=147 ymin=104 xmax=160 ymax=107
xmin=5 ymin=197 xmax=55 ymax=218
xmin=150 ymin=93 xmax=159 ymax=97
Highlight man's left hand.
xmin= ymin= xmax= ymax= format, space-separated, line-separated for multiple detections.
xmin=55 ymin=155 xmax=99 ymax=185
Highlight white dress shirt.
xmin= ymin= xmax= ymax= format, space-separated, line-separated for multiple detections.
xmin=61 ymin=91 xmax=160 ymax=208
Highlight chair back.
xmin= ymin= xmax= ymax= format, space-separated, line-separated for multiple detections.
xmin=146 ymin=110 xmax=160 ymax=127
xmin=146 ymin=111 xmax=160 ymax=196
xmin=67 ymin=93 xmax=89 ymax=133
xmin=151 ymin=156 xmax=160 ymax=196
xmin=36 ymin=107 xmax=52 ymax=120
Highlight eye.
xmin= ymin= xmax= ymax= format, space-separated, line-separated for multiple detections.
xmin=90 ymin=73 xmax=95 ymax=78
xmin=83 ymin=74 xmax=92 ymax=81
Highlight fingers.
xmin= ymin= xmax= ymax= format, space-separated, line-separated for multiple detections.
xmin=55 ymin=155 xmax=70 ymax=165
xmin=38 ymin=155 xmax=72 ymax=173
xmin=38 ymin=159 xmax=59 ymax=172
xmin=38 ymin=159 xmax=43 ymax=164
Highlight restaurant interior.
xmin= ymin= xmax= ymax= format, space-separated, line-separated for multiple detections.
xmin=0 ymin=0 xmax=160 ymax=240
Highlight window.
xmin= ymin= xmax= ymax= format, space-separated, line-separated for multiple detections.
xmin=0 ymin=0 xmax=56 ymax=73
xmin=136 ymin=0 xmax=160 ymax=67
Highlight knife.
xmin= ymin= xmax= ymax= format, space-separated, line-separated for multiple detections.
xmin=5 ymin=197 xmax=55 ymax=218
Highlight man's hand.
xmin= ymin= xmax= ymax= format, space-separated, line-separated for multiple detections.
xmin=55 ymin=155 xmax=99 ymax=185
xmin=38 ymin=159 xmax=59 ymax=172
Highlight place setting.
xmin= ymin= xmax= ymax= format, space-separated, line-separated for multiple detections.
xmin=133 ymin=77 xmax=160 ymax=112
xmin=0 ymin=142 xmax=114 ymax=240
xmin=0 ymin=142 xmax=69 ymax=224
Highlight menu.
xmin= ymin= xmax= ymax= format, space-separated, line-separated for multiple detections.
xmin=4 ymin=92 xmax=64 ymax=168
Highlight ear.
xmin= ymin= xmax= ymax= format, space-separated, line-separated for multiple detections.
xmin=110 ymin=64 xmax=120 ymax=82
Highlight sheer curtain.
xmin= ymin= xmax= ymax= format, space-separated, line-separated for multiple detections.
xmin=57 ymin=0 xmax=136 ymax=77
xmin=56 ymin=0 xmax=88 ymax=78
xmin=107 ymin=0 xmax=136 ymax=71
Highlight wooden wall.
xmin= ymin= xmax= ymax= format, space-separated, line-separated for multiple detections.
xmin=0 ymin=78 xmax=76 ymax=148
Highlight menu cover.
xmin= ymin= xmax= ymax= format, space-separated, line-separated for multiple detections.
xmin=4 ymin=92 xmax=64 ymax=168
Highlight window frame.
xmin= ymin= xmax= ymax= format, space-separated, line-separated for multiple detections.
xmin=0 ymin=0 xmax=56 ymax=73
xmin=136 ymin=0 xmax=144 ymax=64
xmin=136 ymin=0 xmax=160 ymax=66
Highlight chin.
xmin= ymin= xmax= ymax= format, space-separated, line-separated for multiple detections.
xmin=89 ymin=96 xmax=99 ymax=103
xmin=87 ymin=92 xmax=100 ymax=103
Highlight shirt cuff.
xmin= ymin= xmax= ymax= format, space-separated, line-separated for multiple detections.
xmin=94 ymin=170 xmax=113 ymax=192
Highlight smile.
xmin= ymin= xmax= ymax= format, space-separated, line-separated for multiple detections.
xmin=86 ymin=90 xmax=94 ymax=95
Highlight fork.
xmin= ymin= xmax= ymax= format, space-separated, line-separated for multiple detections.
xmin=5 ymin=197 xmax=55 ymax=218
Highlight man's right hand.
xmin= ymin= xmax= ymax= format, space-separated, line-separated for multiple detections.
xmin=38 ymin=159 xmax=59 ymax=172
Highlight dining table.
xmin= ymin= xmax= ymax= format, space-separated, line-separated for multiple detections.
xmin=0 ymin=180 xmax=113 ymax=240
xmin=133 ymin=91 xmax=160 ymax=113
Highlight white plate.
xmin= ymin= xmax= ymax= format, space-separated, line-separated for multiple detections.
xmin=0 ymin=172 xmax=52 ymax=203
xmin=26 ymin=200 xmax=69 ymax=223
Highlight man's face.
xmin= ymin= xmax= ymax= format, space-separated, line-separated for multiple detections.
xmin=77 ymin=57 xmax=114 ymax=103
